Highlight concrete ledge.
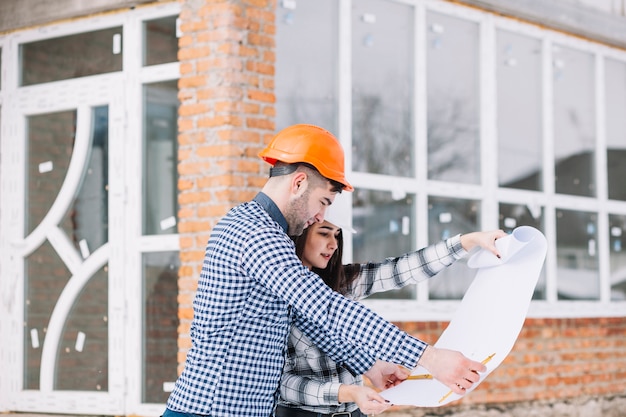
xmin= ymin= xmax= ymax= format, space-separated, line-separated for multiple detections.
xmin=455 ymin=0 xmax=626 ymax=49
xmin=0 ymin=0 xmax=167 ymax=33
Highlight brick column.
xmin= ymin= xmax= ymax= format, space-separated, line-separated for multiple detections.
xmin=176 ymin=0 xmax=276 ymax=372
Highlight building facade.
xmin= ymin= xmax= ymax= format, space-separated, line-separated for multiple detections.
xmin=0 ymin=0 xmax=625 ymax=416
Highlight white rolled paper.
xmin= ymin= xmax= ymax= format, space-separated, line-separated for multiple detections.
xmin=381 ymin=226 xmax=547 ymax=407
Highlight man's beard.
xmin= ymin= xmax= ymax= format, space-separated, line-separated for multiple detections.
xmin=285 ymin=189 xmax=311 ymax=237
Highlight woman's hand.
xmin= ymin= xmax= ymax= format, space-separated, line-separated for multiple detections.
xmin=460 ymin=230 xmax=508 ymax=258
xmin=338 ymin=384 xmax=392 ymax=415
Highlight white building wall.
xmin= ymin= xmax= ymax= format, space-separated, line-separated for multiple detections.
xmin=570 ymin=0 xmax=626 ymax=16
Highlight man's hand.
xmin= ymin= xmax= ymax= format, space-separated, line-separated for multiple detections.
xmin=417 ymin=346 xmax=486 ymax=395
xmin=363 ymin=359 xmax=411 ymax=390
xmin=338 ymin=384 xmax=392 ymax=415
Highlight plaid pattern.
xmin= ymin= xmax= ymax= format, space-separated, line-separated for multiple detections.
xmin=279 ymin=235 xmax=467 ymax=414
xmin=166 ymin=196 xmax=431 ymax=417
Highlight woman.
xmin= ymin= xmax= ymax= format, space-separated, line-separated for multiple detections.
xmin=276 ymin=194 xmax=506 ymax=417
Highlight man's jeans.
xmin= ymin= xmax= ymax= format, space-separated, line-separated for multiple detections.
xmin=162 ymin=408 xmax=208 ymax=417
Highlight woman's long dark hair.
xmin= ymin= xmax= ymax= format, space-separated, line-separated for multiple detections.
xmin=294 ymin=226 xmax=361 ymax=296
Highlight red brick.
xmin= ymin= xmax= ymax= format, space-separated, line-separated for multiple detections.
xmin=248 ymin=89 xmax=274 ymax=102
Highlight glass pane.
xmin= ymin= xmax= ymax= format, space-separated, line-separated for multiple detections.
xmin=605 ymin=58 xmax=626 ymax=201
xmin=609 ymin=214 xmax=626 ymax=300
xmin=352 ymin=189 xmax=415 ymax=299
xmin=20 ymin=27 xmax=123 ymax=86
xmin=24 ymin=105 xmax=110 ymax=391
xmin=427 ymin=12 xmax=480 ymax=184
xmin=497 ymin=30 xmax=543 ymax=191
xmin=352 ymin=0 xmax=414 ymax=177
xmin=498 ymin=202 xmax=546 ymax=299
xmin=55 ymin=265 xmax=108 ymax=391
xmin=26 ymin=110 xmax=77 ymax=236
xmin=61 ymin=106 xmax=109 ymax=255
xmin=276 ymin=0 xmax=338 ymax=131
xmin=24 ymin=241 xmax=70 ymax=390
xmin=144 ymin=81 xmax=179 ymax=235
xmin=556 ymin=209 xmax=599 ymax=300
xmin=144 ymin=16 xmax=179 ymax=66
xmin=553 ymin=45 xmax=595 ymax=197
xmin=428 ymin=196 xmax=479 ymax=299
xmin=143 ymin=252 xmax=180 ymax=403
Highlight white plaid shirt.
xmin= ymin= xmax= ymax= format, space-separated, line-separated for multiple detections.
xmin=279 ymin=235 xmax=467 ymax=414
xmin=166 ymin=193 xmax=429 ymax=417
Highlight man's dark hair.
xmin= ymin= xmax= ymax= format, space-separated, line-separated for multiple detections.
xmin=270 ymin=162 xmax=343 ymax=193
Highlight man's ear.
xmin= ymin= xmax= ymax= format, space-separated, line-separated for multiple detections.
xmin=291 ymin=171 xmax=308 ymax=196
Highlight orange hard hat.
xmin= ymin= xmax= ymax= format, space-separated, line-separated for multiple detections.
xmin=259 ymin=124 xmax=353 ymax=191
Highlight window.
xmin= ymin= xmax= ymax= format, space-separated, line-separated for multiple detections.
xmin=1 ymin=4 xmax=180 ymax=414
xmin=353 ymin=189 xmax=416 ymax=299
xmin=497 ymin=30 xmax=543 ymax=191
xmin=24 ymin=106 xmax=109 ymax=390
xmin=143 ymin=81 xmax=179 ymax=235
xmin=276 ymin=0 xmax=626 ymax=319
xmin=275 ymin=0 xmax=338 ymax=132
xmin=142 ymin=251 xmax=179 ymax=403
xmin=136 ymin=10 xmax=181 ymax=412
xmin=428 ymin=196 xmax=480 ymax=299
xmin=352 ymin=0 xmax=414 ymax=177
xmin=605 ymin=59 xmax=626 ymax=302
xmin=605 ymin=58 xmax=626 ymax=202
xmin=609 ymin=214 xmax=626 ymax=300
xmin=427 ymin=11 xmax=480 ymax=184
xmin=556 ymin=209 xmax=599 ymax=300
xmin=144 ymin=16 xmax=179 ymax=66
xmin=553 ymin=45 xmax=596 ymax=197
xmin=26 ymin=110 xmax=79 ymax=235
xmin=20 ymin=27 xmax=123 ymax=86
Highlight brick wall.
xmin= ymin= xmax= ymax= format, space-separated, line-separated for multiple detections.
xmin=393 ymin=317 xmax=626 ymax=410
xmin=176 ymin=0 xmax=276 ymax=374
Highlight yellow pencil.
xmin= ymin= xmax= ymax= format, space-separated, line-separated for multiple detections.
xmin=438 ymin=353 xmax=496 ymax=404
xmin=438 ymin=390 xmax=454 ymax=403
xmin=406 ymin=374 xmax=433 ymax=380
xmin=481 ymin=352 xmax=496 ymax=365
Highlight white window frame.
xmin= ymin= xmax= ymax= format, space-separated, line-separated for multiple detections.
xmin=333 ymin=0 xmax=626 ymax=321
xmin=123 ymin=4 xmax=181 ymax=416
xmin=0 ymin=2 xmax=180 ymax=415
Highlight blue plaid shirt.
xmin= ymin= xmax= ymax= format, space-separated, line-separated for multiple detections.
xmin=166 ymin=193 xmax=427 ymax=416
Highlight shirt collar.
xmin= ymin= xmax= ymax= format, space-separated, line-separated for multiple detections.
xmin=253 ymin=192 xmax=288 ymax=233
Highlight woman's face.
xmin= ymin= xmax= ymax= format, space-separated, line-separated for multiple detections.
xmin=300 ymin=220 xmax=341 ymax=270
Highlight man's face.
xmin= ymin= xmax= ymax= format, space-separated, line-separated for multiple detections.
xmin=285 ymin=180 xmax=337 ymax=237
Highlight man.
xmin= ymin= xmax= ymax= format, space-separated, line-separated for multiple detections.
xmin=163 ymin=124 xmax=491 ymax=417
